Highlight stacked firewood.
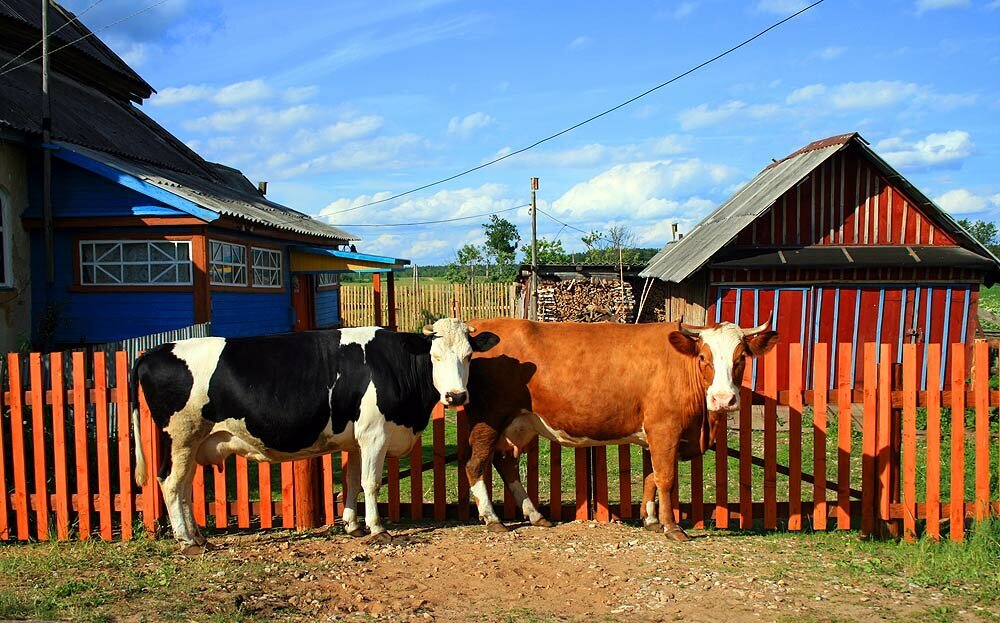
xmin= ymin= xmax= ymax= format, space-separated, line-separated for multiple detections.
xmin=536 ymin=278 xmax=634 ymax=323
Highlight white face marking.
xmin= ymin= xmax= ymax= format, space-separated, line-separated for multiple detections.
xmin=697 ymin=323 xmax=744 ymax=412
xmin=427 ymin=318 xmax=475 ymax=406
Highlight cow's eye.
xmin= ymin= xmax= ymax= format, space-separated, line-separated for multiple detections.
xmin=698 ymin=353 xmax=707 ymax=363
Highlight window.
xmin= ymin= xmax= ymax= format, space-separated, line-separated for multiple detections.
xmin=80 ymin=240 xmax=192 ymax=286
xmin=0 ymin=191 xmax=10 ymax=287
xmin=209 ymin=240 xmax=247 ymax=286
xmin=252 ymin=247 xmax=282 ymax=288
xmin=316 ymin=273 xmax=339 ymax=288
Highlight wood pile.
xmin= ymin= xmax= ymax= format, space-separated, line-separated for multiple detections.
xmin=536 ymin=278 xmax=634 ymax=323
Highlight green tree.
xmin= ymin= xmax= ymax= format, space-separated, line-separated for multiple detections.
xmin=482 ymin=215 xmax=521 ymax=281
xmin=581 ymin=224 xmax=643 ymax=265
xmin=519 ymin=237 xmax=571 ymax=264
xmin=444 ymin=244 xmax=484 ymax=284
xmin=958 ymin=218 xmax=1000 ymax=255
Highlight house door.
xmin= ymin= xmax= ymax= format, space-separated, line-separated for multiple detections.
xmin=292 ymin=274 xmax=316 ymax=332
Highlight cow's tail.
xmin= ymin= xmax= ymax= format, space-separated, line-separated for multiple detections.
xmin=130 ymin=355 xmax=148 ymax=487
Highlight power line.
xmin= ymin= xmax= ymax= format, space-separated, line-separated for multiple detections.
xmin=0 ymin=0 xmax=108 ymax=73
xmin=333 ymin=203 xmax=528 ymax=227
xmin=0 ymin=0 xmax=172 ymax=78
xmin=326 ymin=0 xmax=826 ymax=216
xmin=536 ymin=207 xmax=600 ymax=239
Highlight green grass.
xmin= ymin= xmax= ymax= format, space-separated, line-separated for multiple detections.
xmin=978 ymin=284 xmax=1000 ymax=330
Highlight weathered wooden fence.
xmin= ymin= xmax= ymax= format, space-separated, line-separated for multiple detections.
xmin=0 ymin=341 xmax=996 ymax=543
xmin=341 ymin=282 xmax=519 ymax=332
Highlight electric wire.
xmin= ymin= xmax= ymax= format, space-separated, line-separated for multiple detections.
xmin=332 ymin=203 xmax=528 ymax=227
xmin=0 ymin=0 xmax=108 ymax=72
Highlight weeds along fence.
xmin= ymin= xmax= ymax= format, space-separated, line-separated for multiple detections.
xmin=0 ymin=341 xmax=997 ymax=543
xmin=340 ymin=282 xmax=519 ymax=331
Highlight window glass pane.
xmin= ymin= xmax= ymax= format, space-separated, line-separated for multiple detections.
xmin=123 ymin=265 xmax=149 ymax=283
xmin=82 ymin=265 xmax=94 ymax=284
xmin=177 ymin=263 xmax=191 ymax=282
xmin=95 ymin=243 xmax=120 ymax=261
xmin=151 ymin=264 xmax=176 ymax=283
xmin=95 ymin=264 xmax=121 ymax=284
xmin=81 ymin=244 xmax=94 ymax=262
xmin=123 ymin=243 xmax=149 ymax=262
xmin=176 ymin=243 xmax=190 ymax=260
xmin=79 ymin=240 xmax=192 ymax=287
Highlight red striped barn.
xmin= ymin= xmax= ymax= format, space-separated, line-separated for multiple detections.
xmin=640 ymin=132 xmax=1000 ymax=390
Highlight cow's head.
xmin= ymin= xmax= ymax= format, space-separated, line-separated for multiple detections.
xmin=667 ymin=320 xmax=779 ymax=412
xmin=422 ymin=318 xmax=499 ymax=407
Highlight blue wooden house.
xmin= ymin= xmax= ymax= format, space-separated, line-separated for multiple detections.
xmin=0 ymin=0 xmax=405 ymax=351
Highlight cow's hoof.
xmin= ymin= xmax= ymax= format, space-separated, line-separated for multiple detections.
xmin=367 ymin=531 xmax=392 ymax=545
xmin=346 ymin=526 xmax=367 ymax=538
xmin=664 ymin=525 xmax=691 ymax=542
xmin=180 ymin=544 xmax=206 ymax=557
xmin=643 ymin=520 xmax=663 ymax=533
xmin=531 ymin=517 xmax=554 ymax=528
xmin=486 ymin=521 xmax=509 ymax=533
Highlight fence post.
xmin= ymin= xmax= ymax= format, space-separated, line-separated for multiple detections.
xmin=293 ymin=458 xmax=322 ymax=530
xmin=372 ymin=273 xmax=383 ymax=327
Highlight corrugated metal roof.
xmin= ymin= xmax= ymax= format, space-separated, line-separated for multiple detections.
xmin=639 ymin=138 xmax=849 ymax=281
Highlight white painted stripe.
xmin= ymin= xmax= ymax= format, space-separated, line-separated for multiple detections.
xmin=916 ymin=212 xmax=923 ymax=244
xmin=854 ymin=159 xmax=861 ymax=243
xmin=829 ymin=156 xmax=836 ymax=243
xmin=863 ymin=168 xmax=871 ymax=244
xmin=873 ymin=177 xmax=880 ymax=244
xmin=887 ymin=186 xmax=893 ymax=244
xmin=900 ymin=200 xmax=909 ymax=244
xmin=796 ymin=183 xmax=802 ymax=245
xmin=811 ymin=171 xmax=817 ymax=243
xmin=819 ymin=162 xmax=826 ymax=243
xmin=838 ymin=153 xmax=846 ymax=244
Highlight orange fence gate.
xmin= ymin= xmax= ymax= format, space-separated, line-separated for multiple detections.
xmin=0 ymin=342 xmax=996 ymax=543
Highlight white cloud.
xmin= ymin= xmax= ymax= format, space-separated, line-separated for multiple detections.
xmin=213 ymin=79 xmax=273 ymax=106
xmin=816 ymin=46 xmax=845 ymax=60
xmin=150 ymin=84 xmax=213 ymax=106
xmin=755 ymin=0 xmax=808 ymax=14
xmin=989 ymin=1 xmax=1000 ymax=9
xmin=184 ymin=104 xmax=317 ymax=132
xmin=491 ymin=135 xmax=689 ymax=168
xmin=916 ymin=0 xmax=970 ymax=14
xmin=284 ymin=86 xmax=319 ymax=103
xmin=568 ymin=36 xmax=592 ymax=50
xmin=151 ymin=78 xmax=283 ymax=107
xmin=782 ymin=80 xmax=974 ymax=111
xmin=786 ymin=83 xmax=826 ymax=104
xmin=933 ymin=189 xmax=1000 ymax=215
xmin=877 ymin=130 xmax=974 ymax=171
xmin=678 ymin=101 xmax=746 ymax=130
xmin=273 ymin=133 xmax=425 ymax=178
xmin=672 ymin=2 xmax=699 ymax=18
xmin=320 ymin=183 xmax=521 ymax=226
xmin=447 ymin=112 xmax=495 ymax=138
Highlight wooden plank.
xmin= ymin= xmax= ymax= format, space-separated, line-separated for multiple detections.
xmin=50 ymin=352 xmax=70 ymax=541
xmin=236 ymin=455 xmax=251 ymax=528
xmin=861 ymin=343 xmax=878 ymax=537
xmin=214 ymin=461 xmax=228 ymax=529
xmin=925 ymin=344 xmax=942 ymax=541
xmin=0 ymin=355 xmax=8 ymax=540
xmin=281 ymin=461 xmax=294 ymax=529
xmin=950 ymin=347 xmax=965 ymax=542
xmin=813 ymin=343 xmax=828 ymax=531
xmin=193 ymin=464 xmax=207 ymax=527
xmin=902 ymin=344 xmax=917 ymax=542
xmin=432 ymin=403 xmax=446 ymax=521
xmin=457 ymin=408 xmax=470 ymax=521
xmin=575 ymin=448 xmax=589 ymax=521
xmin=787 ymin=343 xmax=803 ymax=531
xmin=974 ymin=341 xmax=990 ymax=522
xmin=93 ymin=352 xmax=112 ymax=541
xmin=877 ymin=345 xmax=892 ymax=535
xmin=764 ymin=347 xmax=778 ymax=530
xmin=7 ymin=354 xmax=29 ymax=540
xmin=690 ymin=453 xmax=704 ymax=529
xmin=739 ymin=364 xmax=753 ymax=529
xmin=837 ymin=343 xmax=852 ymax=530
xmin=115 ymin=352 xmax=133 ymax=540
xmin=714 ymin=406 xmax=728 ymax=529
xmin=618 ymin=444 xmax=632 ymax=521
xmin=410 ymin=436 xmax=424 ymax=521
xmin=594 ymin=446 xmax=609 ymax=522
xmin=549 ymin=441 xmax=562 ymax=521
xmin=322 ymin=454 xmax=335 ymax=525
xmin=29 ymin=353 xmax=50 ymax=540
xmin=388 ymin=456 xmax=401 ymax=522
xmin=138 ymin=387 xmax=154 ymax=537
xmin=258 ymin=462 xmax=272 ymax=529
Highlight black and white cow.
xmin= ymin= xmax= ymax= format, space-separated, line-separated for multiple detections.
xmin=129 ymin=318 xmax=499 ymax=550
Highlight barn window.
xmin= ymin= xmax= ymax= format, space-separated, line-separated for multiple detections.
xmin=0 ymin=190 xmax=10 ymax=287
xmin=79 ymin=240 xmax=192 ymax=286
xmin=209 ymin=240 xmax=247 ymax=286
xmin=252 ymin=247 xmax=283 ymax=288
xmin=316 ymin=273 xmax=339 ymax=289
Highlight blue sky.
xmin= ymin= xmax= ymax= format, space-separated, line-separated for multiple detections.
xmin=64 ymin=0 xmax=1000 ymax=264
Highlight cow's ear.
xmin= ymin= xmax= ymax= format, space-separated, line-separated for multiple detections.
xmin=400 ymin=332 xmax=432 ymax=355
xmin=745 ymin=331 xmax=779 ymax=357
xmin=470 ymin=331 xmax=500 ymax=353
xmin=668 ymin=331 xmax=699 ymax=357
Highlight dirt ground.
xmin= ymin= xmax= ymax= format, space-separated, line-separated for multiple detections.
xmin=78 ymin=520 xmax=993 ymax=623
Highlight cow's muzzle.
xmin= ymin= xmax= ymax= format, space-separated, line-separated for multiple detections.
xmin=444 ymin=391 xmax=468 ymax=407
xmin=707 ymin=391 xmax=738 ymax=412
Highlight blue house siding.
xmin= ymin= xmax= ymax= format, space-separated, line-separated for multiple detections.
xmin=315 ymin=288 xmax=340 ymax=327
xmin=211 ymin=291 xmax=292 ymax=337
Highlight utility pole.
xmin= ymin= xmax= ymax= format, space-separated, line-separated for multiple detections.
xmin=41 ymin=0 xmax=54 ymax=283
xmin=529 ymin=177 xmax=539 ymax=321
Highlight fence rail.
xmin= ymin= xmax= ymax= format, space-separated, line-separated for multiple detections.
xmin=341 ymin=282 xmax=518 ymax=331
xmin=0 ymin=340 xmax=996 ymax=543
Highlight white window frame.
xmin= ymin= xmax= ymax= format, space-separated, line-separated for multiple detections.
xmin=209 ymin=240 xmax=247 ymax=287
xmin=79 ymin=240 xmax=193 ymax=286
xmin=316 ymin=273 xmax=340 ymax=289
xmin=251 ymin=246 xmax=283 ymax=289
xmin=0 ymin=189 xmax=11 ymax=288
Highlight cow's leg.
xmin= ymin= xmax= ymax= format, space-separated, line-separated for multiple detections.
xmin=466 ymin=421 xmax=505 ymax=532
xmin=492 ymin=452 xmax=550 ymax=527
xmin=640 ymin=472 xmax=661 ymax=532
xmin=179 ymin=474 xmax=207 ymax=546
xmin=647 ymin=423 xmax=689 ymax=542
xmin=342 ymin=450 xmax=365 ymax=537
xmin=158 ymin=437 xmax=200 ymax=548
xmin=359 ymin=441 xmax=391 ymax=544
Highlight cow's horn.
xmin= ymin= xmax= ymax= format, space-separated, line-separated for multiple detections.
xmin=679 ymin=323 xmax=707 ymax=336
xmin=422 ymin=324 xmax=435 ymax=336
xmin=741 ymin=319 xmax=772 ymax=336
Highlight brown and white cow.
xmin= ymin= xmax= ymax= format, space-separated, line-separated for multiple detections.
xmin=463 ymin=318 xmax=777 ymax=540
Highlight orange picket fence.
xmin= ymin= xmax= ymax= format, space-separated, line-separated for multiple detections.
xmin=0 ymin=341 xmax=996 ymax=543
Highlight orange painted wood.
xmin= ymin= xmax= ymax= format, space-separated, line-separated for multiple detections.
xmin=214 ymin=461 xmax=228 ymax=529
xmin=258 ymin=462 xmax=272 ymax=529
xmin=193 ymin=464 xmax=207 ymax=527
xmin=618 ymin=444 xmax=632 ymax=521
xmin=950 ymin=347 xmax=965 ymax=542
xmin=594 ymin=446 xmax=610 ymax=522
xmin=29 ymin=354 xmax=50 ymax=540
xmin=836 ymin=343 xmax=852 ymax=530
xmin=787 ymin=343 xmax=803 ymax=531
xmin=93 ymin=352 xmax=112 ymax=541
xmin=764 ymin=347 xmax=778 ymax=530
xmin=410 ymin=437 xmax=424 ymax=521
xmin=322 ymin=454 xmax=335 ymax=525
xmin=456 ymin=408 xmax=470 ymax=521
xmin=115 ymin=352 xmax=134 ymax=540
xmin=690 ymin=453 xmax=704 ymax=529
xmin=236 ymin=455 xmax=251 ymax=528
xmin=861 ymin=343 xmax=878 ymax=537
xmin=813 ymin=343 xmax=828 ymax=531
xmin=50 ymin=352 xmax=70 ymax=541
xmin=974 ymin=341 xmax=990 ymax=522
xmin=6 ymin=354 xmax=28 ymax=540
xmin=281 ymin=461 xmax=294 ymax=529
xmin=739 ymin=365 xmax=753 ymax=529
xmin=549 ymin=440 xmax=562 ymax=521
xmin=139 ymin=387 xmax=155 ymax=537
xmin=0 ymin=359 xmax=8 ymax=540
xmin=925 ymin=345 xmax=942 ymax=541
xmin=575 ymin=448 xmax=589 ymax=520
xmin=714 ymin=412 xmax=728 ymax=529
xmin=432 ymin=403 xmax=447 ymax=521
xmin=876 ymin=345 xmax=892 ymax=534
xmin=293 ymin=459 xmax=320 ymax=529
xmin=388 ymin=456 xmax=401 ymax=522
xmin=902 ymin=344 xmax=917 ymax=542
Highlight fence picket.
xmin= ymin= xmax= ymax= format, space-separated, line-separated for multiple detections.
xmin=950 ymin=347 xmax=965 ymax=542
xmin=115 ymin=352 xmax=133 ymax=540
xmin=139 ymin=387 xmax=155 ymax=537
xmin=236 ymin=456 xmax=251 ymax=528
xmin=281 ymin=462 xmax=294 ymax=529
xmin=813 ymin=343 xmax=828 ymax=531
xmin=861 ymin=343 xmax=877 ymax=537
xmin=410 ymin=436 xmax=424 ymax=520
xmin=457 ymin=408 xmax=470 ymax=521
xmin=193 ymin=465 xmax=207 ymax=527
xmin=432 ymin=403 xmax=446 ymax=521
xmin=902 ymin=344 xmax=917 ymax=542
xmin=259 ymin=463 xmax=272 ymax=529
xmin=341 ymin=282 xmax=516 ymax=331
xmin=974 ymin=341 xmax=990 ymax=522
xmin=836 ymin=343 xmax=852 ymax=530
xmin=575 ymin=448 xmax=588 ymax=521
xmin=925 ymin=344 xmax=942 ymax=541
xmin=877 ymin=345 xmax=892 ymax=535
xmin=739 ymin=363 xmax=753 ymax=529
xmin=214 ymin=461 xmax=228 ymax=529
xmin=7 ymin=354 xmax=28 ymax=540
xmin=29 ymin=353 xmax=50 ymax=540
xmin=322 ymin=454 xmax=335 ymax=526
xmin=594 ymin=446 xmax=610 ymax=522
xmin=94 ymin=352 xmax=112 ymax=541
xmin=788 ymin=344 xmax=803 ymax=531
xmin=51 ymin=352 xmax=70 ymax=541
xmin=0 ymin=359 xmax=8 ymax=540
xmin=764 ymin=347 xmax=778 ymax=530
